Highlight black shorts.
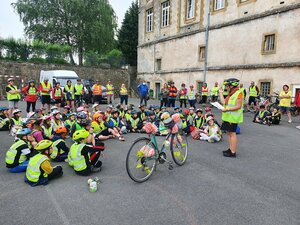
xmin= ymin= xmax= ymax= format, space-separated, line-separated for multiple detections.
xmin=41 ymin=95 xmax=51 ymax=104
xmin=93 ymin=95 xmax=102 ymax=103
xmin=248 ymin=96 xmax=257 ymax=105
xmin=100 ymin=129 xmax=110 ymax=136
xmin=221 ymin=121 xmax=238 ymax=133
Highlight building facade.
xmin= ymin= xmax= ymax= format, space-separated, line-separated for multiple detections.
xmin=138 ymin=0 xmax=300 ymax=99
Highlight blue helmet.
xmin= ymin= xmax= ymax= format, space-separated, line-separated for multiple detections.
xmin=76 ymin=112 xmax=86 ymax=119
xmin=16 ymin=128 xmax=31 ymax=138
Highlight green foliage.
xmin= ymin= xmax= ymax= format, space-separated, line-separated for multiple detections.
xmin=107 ymin=49 xmax=124 ymax=68
xmin=14 ymin=0 xmax=118 ymax=65
xmin=118 ymin=1 xmax=138 ymax=66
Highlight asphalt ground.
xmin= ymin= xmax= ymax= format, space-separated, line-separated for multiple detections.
xmin=0 ymin=98 xmax=299 ymax=225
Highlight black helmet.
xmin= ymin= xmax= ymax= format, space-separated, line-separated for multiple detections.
xmin=80 ymin=119 xmax=91 ymax=127
xmin=148 ymin=111 xmax=155 ymax=116
xmin=224 ymin=78 xmax=240 ymax=87
xmin=76 ymin=112 xmax=86 ymax=119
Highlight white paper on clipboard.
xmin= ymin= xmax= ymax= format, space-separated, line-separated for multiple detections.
xmin=211 ymin=102 xmax=224 ymax=110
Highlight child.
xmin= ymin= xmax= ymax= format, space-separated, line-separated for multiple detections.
xmin=92 ymin=103 xmax=100 ymax=114
xmin=10 ymin=109 xmax=23 ymax=136
xmin=80 ymin=119 xmax=96 ymax=145
xmin=187 ymin=107 xmax=196 ymax=126
xmin=61 ymin=106 xmax=71 ymax=122
xmin=200 ymin=117 xmax=222 ymax=143
xmin=266 ymin=107 xmax=281 ymax=125
xmin=179 ymin=83 xmax=188 ymax=108
xmin=116 ymin=103 xmax=125 ymax=119
xmin=64 ymin=113 xmax=76 ymax=133
xmin=68 ymin=130 xmax=104 ymax=176
xmin=70 ymin=112 xmax=86 ymax=137
xmin=105 ymin=105 xmax=113 ymax=117
xmin=124 ymin=106 xmax=133 ymax=122
xmin=5 ymin=128 xmax=32 ymax=173
xmin=42 ymin=115 xmax=54 ymax=140
xmin=111 ymin=109 xmax=127 ymax=134
xmin=127 ymin=110 xmax=143 ymax=133
xmin=138 ymin=104 xmax=148 ymax=121
xmin=0 ymin=106 xmax=10 ymax=131
xmin=25 ymin=140 xmax=63 ymax=186
xmin=51 ymin=126 xmax=69 ymax=162
xmin=194 ymin=108 xmax=205 ymax=129
xmin=92 ymin=112 xmax=112 ymax=141
xmin=103 ymin=114 xmax=125 ymax=141
xmin=51 ymin=110 xmax=63 ymax=132
xmin=50 ymin=106 xmax=58 ymax=114
xmin=148 ymin=111 xmax=159 ymax=128
xmin=253 ymin=105 xmax=269 ymax=124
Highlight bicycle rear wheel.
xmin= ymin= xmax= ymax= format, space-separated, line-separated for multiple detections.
xmin=126 ymin=137 xmax=157 ymax=183
xmin=170 ymin=133 xmax=188 ymax=166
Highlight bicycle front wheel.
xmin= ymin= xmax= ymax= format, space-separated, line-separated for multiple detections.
xmin=126 ymin=137 xmax=157 ymax=183
xmin=170 ymin=133 xmax=188 ymax=166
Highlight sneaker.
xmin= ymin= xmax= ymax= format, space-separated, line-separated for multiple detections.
xmin=222 ymin=148 xmax=231 ymax=154
xmin=91 ymin=165 xmax=101 ymax=173
xmin=288 ymin=120 xmax=292 ymax=123
xmin=223 ymin=150 xmax=236 ymax=158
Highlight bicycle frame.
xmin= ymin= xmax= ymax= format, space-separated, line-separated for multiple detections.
xmin=145 ymin=132 xmax=172 ymax=161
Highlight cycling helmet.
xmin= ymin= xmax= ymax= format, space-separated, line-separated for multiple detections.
xmin=76 ymin=112 xmax=86 ymax=119
xmin=68 ymin=112 xmax=76 ymax=118
xmin=80 ymin=119 xmax=91 ymax=127
xmin=224 ymin=78 xmax=240 ymax=87
xmin=16 ymin=128 xmax=31 ymax=139
xmin=111 ymin=109 xmax=119 ymax=115
xmin=163 ymin=117 xmax=175 ymax=129
xmin=43 ymin=115 xmax=52 ymax=121
xmin=51 ymin=106 xmax=58 ymax=111
xmin=93 ymin=112 xmax=103 ymax=121
xmin=28 ymin=80 xmax=35 ymax=84
xmin=92 ymin=103 xmax=99 ymax=109
xmin=0 ymin=106 xmax=8 ymax=111
xmin=52 ymin=110 xmax=60 ymax=115
xmin=131 ymin=110 xmax=138 ymax=115
xmin=148 ymin=111 xmax=155 ymax=116
xmin=64 ymin=106 xmax=71 ymax=110
xmin=55 ymin=126 xmax=67 ymax=134
xmin=160 ymin=112 xmax=170 ymax=120
xmin=206 ymin=116 xmax=214 ymax=123
xmin=35 ymin=140 xmax=53 ymax=151
xmin=13 ymin=109 xmax=22 ymax=115
xmin=77 ymin=106 xmax=84 ymax=112
xmin=73 ymin=130 xmax=89 ymax=141
xmin=195 ymin=108 xmax=203 ymax=114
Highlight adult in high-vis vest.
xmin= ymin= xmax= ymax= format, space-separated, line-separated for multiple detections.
xmin=25 ymin=140 xmax=63 ymax=186
xmin=74 ymin=79 xmax=84 ymax=107
xmin=119 ymin=83 xmax=128 ymax=106
xmin=106 ymin=79 xmax=115 ymax=106
xmin=188 ymin=84 xmax=197 ymax=108
xmin=92 ymin=80 xmax=104 ymax=104
xmin=201 ymin=83 xmax=209 ymax=104
xmin=68 ymin=129 xmax=104 ymax=176
xmin=6 ymin=77 xmax=21 ymax=118
xmin=64 ymin=80 xmax=75 ymax=111
xmin=179 ymin=83 xmax=188 ymax=108
xmin=219 ymin=78 xmax=244 ymax=158
xmin=247 ymin=81 xmax=259 ymax=112
xmin=52 ymin=82 xmax=64 ymax=110
xmin=39 ymin=78 xmax=52 ymax=113
xmin=5 ymin=128 xmax=32 ymax=173
xmin=168 ymin=82 xmax=177 ymax=108
xmin=211 ymin=82 xmax=219 ymax=102
xmin=22 ymin=80 xmax=39 ymax=116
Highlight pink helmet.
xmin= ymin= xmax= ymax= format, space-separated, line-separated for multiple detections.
xmin=77 ymin=106 xmax=84 ymax=112
xmin=189 ymin=84 xmax=194 ymax=87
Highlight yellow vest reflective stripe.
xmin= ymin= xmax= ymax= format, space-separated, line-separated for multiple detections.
xmin=68 ymin=143 xmax=87 ymax=171
xmin=54 ymin=88 xmax=62 ymax=97
xmin=91 ymin=121 xmax=106 ymax=134
xmin=211 ymin=87 xmax=219 ymax=96
xmin=12 ymin=118 xmax=22 ymax=125
xmin=26 ymin=154 xmax=49 ymax=182
xmin=202 ymin=87 xmax=208 ymax=96
xmin=106 ymin=84 xmax=114 ymax=95
xmin=179 ymin=89 xmax=187 ymax=99
xmin=188 ymin=90 xmax=196 ymax=100
xmin=194 ymin=117 xmax=204 ymax=128
xmin=42 ymin=126 xmax=53 ymax=138
xmin=64 ymin=85 xmax=74 ymax=98
xmin=41 ymin=82 xmax=51 ymax=96
xmin=222 ymin=90 xmax=244 ymax=124
xmin=51 ymin=139 xmax=65 ymax=159
xmin=93 ymin=84 xmax=102 ymax=95
xmin=5 ymin=140 xmax=28 ymax=164
xmin=6 ymin=85 xmax=21 ymax=101
xmin=130 ymin=118 xmax=140 ymax=127
xmin=75 ymin=84 xmax=83 ymax=95
xmin=249 ymin=86 xmax=258 ymax=97
xmin=120 ymin=87 xmax=128 ymax=95
xmin=222 ymin=85 xmax=228 ymax=95
xmin=28 ymin=87 xmax=37 ymax=95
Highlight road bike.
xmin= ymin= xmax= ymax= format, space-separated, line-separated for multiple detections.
xmin=126 ymin=129 xmax=188 ymax=183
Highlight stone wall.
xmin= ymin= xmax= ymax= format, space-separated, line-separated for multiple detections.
xmin=0 ymin=61 xmax=132 ymax=97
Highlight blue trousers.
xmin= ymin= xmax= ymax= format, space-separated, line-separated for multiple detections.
xmin=8 ymin=160 xmax=29 ymax=173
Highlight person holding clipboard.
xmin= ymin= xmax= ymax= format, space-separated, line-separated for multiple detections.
xmin=219 ymin=78 xmax=243 ymax=158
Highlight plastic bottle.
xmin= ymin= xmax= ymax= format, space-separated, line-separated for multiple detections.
xmin=89 ymin=180 xmax=97 ymax=192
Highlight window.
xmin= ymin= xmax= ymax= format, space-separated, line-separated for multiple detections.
xmin=146 ymin=8 xmax=154 ymax=32
xmin=161 ymin=1 xmax=170 ymax=28
xmin=156 ymin=59 xmax=162 ymax=71
xmin=186 ymin=0 xmax=195 ymax=19
xmin=262 ymin=33 xmax=276 ymax=54
xmin=214 ymin=0 xmax=225 ymax=10
xmin=199 ymin=46 xmax=206 ymax=61
xmin=260 ymin=82 xmax=271 ymax=97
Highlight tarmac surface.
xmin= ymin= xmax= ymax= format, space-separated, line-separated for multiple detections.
xmin=0 ymin=99 xmax=299 ymax=225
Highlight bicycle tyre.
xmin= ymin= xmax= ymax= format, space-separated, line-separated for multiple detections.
xmin=170 ymin=133 xmax=188 ymax=166
xmin=126 ymin=137 xmax=157 ymax=183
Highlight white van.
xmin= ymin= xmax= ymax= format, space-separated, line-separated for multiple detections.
xmin=40 ymin=70 xmax=79 ymax=87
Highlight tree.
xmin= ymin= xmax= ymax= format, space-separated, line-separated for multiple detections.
xmin=118 ymin=1 xmax=138 ymax=66
xmin=13 ymin=0 xmax=117 ymax=65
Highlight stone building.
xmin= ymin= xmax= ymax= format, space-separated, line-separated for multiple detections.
xmin=137 ymin=0 xmax=300 ymax=100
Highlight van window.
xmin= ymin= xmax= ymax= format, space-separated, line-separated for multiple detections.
xmin=57 ymin=78 xmax=77 ymax=87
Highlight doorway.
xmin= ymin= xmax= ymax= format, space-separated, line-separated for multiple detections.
xmin=155 ymin=82 xmax=161 ymax=99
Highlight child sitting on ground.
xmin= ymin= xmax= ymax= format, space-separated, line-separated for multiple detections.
xmin=42 ymin=115 xmax=54 ymax=140
xmin=200 ymin=116 xmax=222 ymax=143
xmin=253 ymin=105 xmax=270 ymax=124
xmin=5 ymin=128 xmax=32 ymax=173
xmin=266 ymin=107 xmax=281 ymax=125
xmin=127 ymin=110 xmax=143 ymax=133
xmin=50 ymin=126 xmax=69 ymax=162
xmin=194 ymin=108 xmax=205 ymax=129
xmin=68 ymin=130 xmax=104 ymax=176
xmin=25 ymin=140 xmax=63 ymax=186
xmin=0 ymin=106 xmax=10 ymax=131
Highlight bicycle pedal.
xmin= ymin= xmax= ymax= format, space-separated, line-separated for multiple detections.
xmin=168 ymin=164 xmax=173 ymax=170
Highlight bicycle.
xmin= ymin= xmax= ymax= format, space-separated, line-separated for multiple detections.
xmin=126 ymin=127 xmax=188 ymax=183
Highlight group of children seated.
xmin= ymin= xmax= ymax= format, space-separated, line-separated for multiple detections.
xmin=252 ymin=105 xmax=281 ymax=125
xmin=4 ymin=102 xmax=222 ymax=186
